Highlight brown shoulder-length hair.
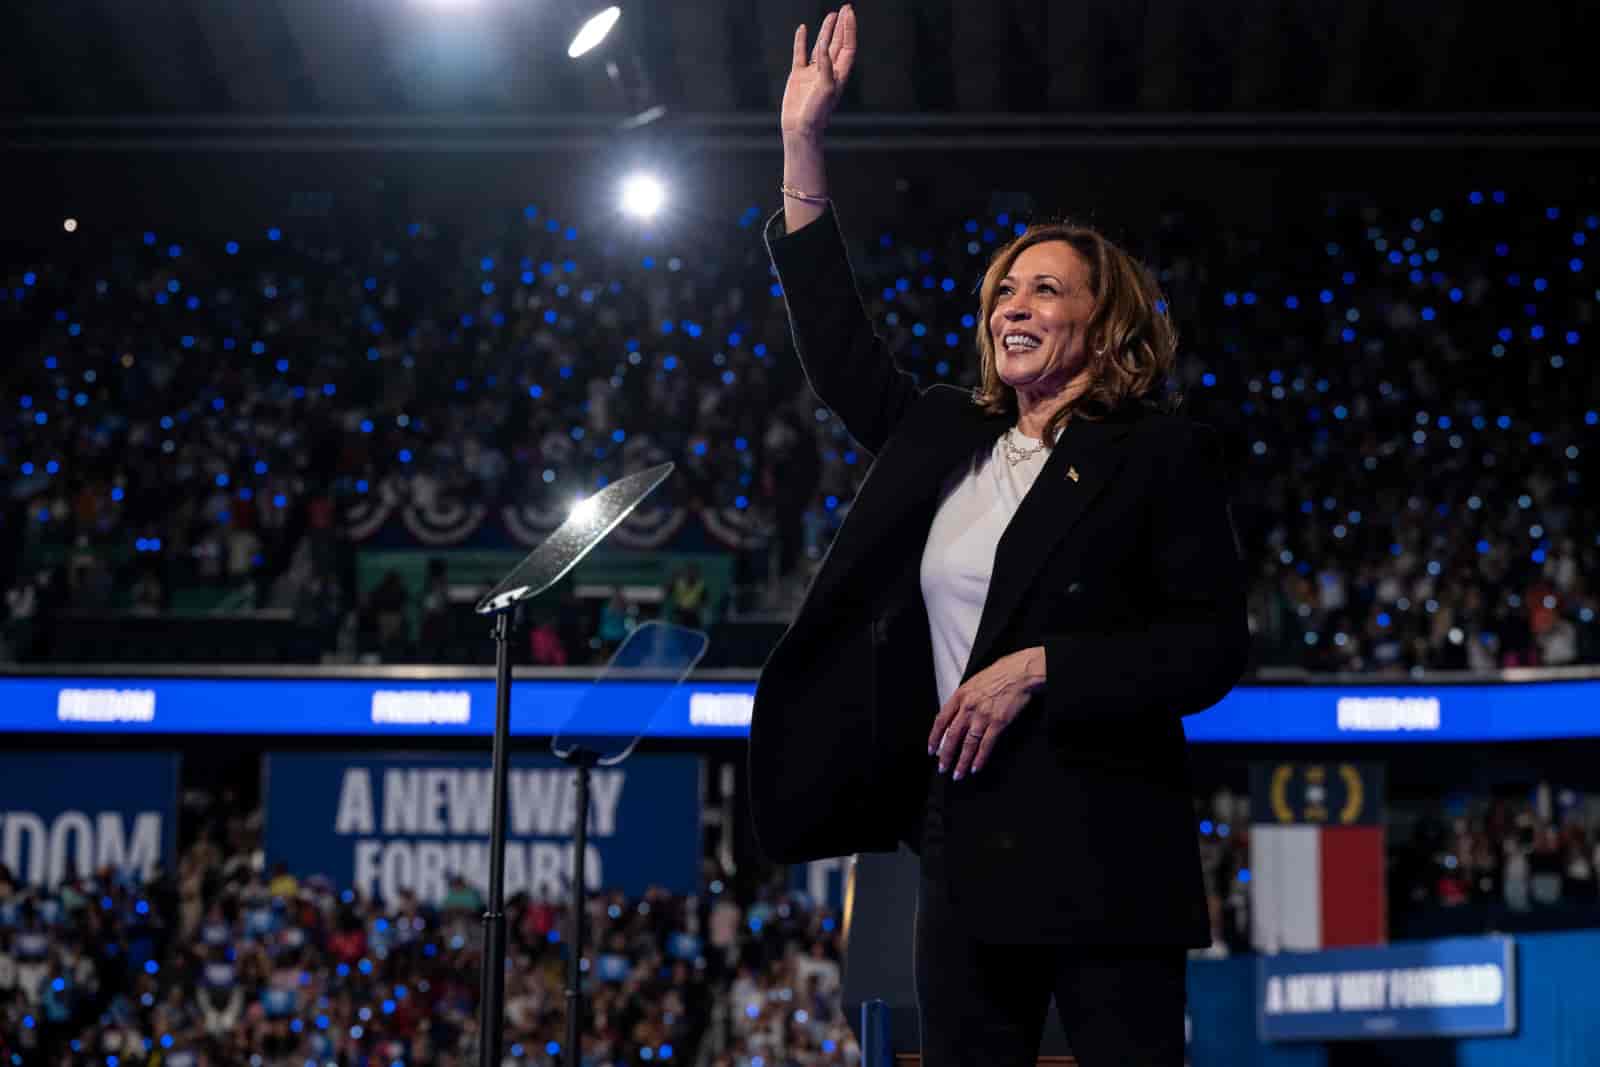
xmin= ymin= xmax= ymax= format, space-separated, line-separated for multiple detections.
xmin=973 ymin=220 xmax=1181 ymax=445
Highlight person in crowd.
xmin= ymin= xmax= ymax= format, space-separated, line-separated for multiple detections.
xmin=748 ymin=8 xmax=1249 ymax=1063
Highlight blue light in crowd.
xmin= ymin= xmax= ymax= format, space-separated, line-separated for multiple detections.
xmin=521 ymin=271 xmax=534 ymax=284
xmin=167 ymin=280 xmax=181 ymax=294
xmin=544 ymin=310 xmax=558 ymax=324
xmin=212 ymin=397 xmax=224 ymax=411
xmin=1421 ymin=308 xmax=1435 ymax=321
xmin=267 ymin=227 xmax=281 ymax=241
xmin=480 ymin=256 xmax=494 ymax=271
xmin=481 ymin=282 xmax=494 ymax=295
xmin=336 ymin=964 xmax=350 ymax=977
xmin=769 ymin=282 xmax=782 ymax=297
xmin=546 ymin=1042 xmax=562 ymax=1056
xmin=168 ymin=245 xmax=182 ymax=258
xmin=529 ymin=385 xmax=543 ymax=398
xmin=1199 ymin=820 xmax=1213 ymax=835
xmin=961 ymin=313 xmax=975 ymax=327
xmin=1492 ymin=190 xmax=1506 ymax=203
xmin=735 ymin=495 xmax=748 ymax=509
xmin=1238 ymin=868 xmax=1252 ymax=884
xmin=399 ymin=449 xmax=413 ymax=463
xmin=34 ymin=412 xmax=46 ymax=425
xmin=1223 ymin=292 xmax=1237 ymax=307
xmin=525 ymin=205 xmax=539 ymax=219
xmin=1572 ymin=258 xmax=1585 ymax=272
xmin=143 ymin=232 xmax=156 ymax=245
xmin=215 ymin=473 xmax=229 ymax=487
xmin=663 ymin=356 xmax=678 ymax=370
xmin=753 ymin=343 xmax=767 ymax=357
xmin=692 ymin=441 xmax=707 ymax=456
xmin=945 ymin=333 xmax=959 ymax=347
xmin=1202 ymin=373 xmax=1217 ymax=387
xmin=21 ymin=462 xmax=34 ymax=475
xmin=52 ymin=979 xmax=65 ymax=992
xmin=1319 ymin=290 xmax=1333 ymax=304
xmin=1217 ymin=823 xmax=1230 ymax=838
xmin=225 ymin=241 xmax=239 ymax=255
xmin=824 ymin=495 xmax=838 ymax=511
xmin=721 ymin=370 xmax=735 ymax=384
xmin=275 ymin=359 xmax=288 ymax=372
xmin=111 ymin=487 xmax=123 ymax=501
xmin=145 ymin=960 xmax=159 ymax=974
xmin=559 ymin=365 xmax=573 ymax=378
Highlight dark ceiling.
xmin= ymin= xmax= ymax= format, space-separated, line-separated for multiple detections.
xmin=4 ymin=0 xmax=1595 ymax=118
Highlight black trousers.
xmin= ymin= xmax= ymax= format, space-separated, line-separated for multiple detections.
xmin=913 ymin=867 xmax=1188 ymax=1066
xmin=914 ymin=770 xmax=1187 ymax=1067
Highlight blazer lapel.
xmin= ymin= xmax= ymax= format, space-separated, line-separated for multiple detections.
xmin=801 ymin=394 xmax=1009 ymax=623
xmin=961 ymin=409 xmax=1139 ymax=682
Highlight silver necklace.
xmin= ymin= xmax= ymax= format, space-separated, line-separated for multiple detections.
xmin=1001 ymin=428 xmax=1047 ymax=466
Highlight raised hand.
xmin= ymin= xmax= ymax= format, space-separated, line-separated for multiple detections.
xmin=780 ymin=5 xmax=857 ymax=140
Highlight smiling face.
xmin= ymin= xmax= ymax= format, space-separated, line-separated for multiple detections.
xmin=987 ymin=239 xmax=1097 ymax=394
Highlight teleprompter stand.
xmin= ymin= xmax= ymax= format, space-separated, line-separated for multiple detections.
xmin=472 ymin=463 xmax=707 ymax=1067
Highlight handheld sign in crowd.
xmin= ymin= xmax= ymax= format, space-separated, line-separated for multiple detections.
xmin=263 ymin=752 xmax=701 ymax=902
xmin=1258 ymin=935 xmax=1516 ymax=1041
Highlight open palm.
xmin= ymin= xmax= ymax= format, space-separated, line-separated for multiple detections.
xmin=780 ymin=5 xmax=858 ymax=138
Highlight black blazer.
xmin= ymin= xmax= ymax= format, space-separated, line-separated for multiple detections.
xmin=748 ymin=204 xmax=1251 ymax=946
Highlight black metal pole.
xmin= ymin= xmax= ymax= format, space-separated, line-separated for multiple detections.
xmin=565 ymin=751 xmax=595 ymax=1065
xmin=477 ymin=610 xmax=515 ymax=1067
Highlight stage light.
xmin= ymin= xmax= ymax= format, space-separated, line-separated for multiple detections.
xmin=620 ymin=173 xmax=665 ymax=219
xmin=570 ymin=494 xmax=599 ymax=524
xmin=63 ymin=218 xmax=78 ymax=233
xmin=568 ymin=6 xmax=621 ymax=58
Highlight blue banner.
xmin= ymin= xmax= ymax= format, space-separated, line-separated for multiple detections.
xmin=3 ymin=674 xmax=1600 ymax=743
xmin=1257 ymin=936 xmax=1516 ymax=1041
xmin=0 ymin=676 xmax=754 ymax=738
xmin=262 ymin=752 xmax=701 ymax=903
xmin=0 ymin=752 xmax=178 ymax=889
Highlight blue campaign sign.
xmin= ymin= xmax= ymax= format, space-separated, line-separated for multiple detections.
xmin=3 ymin=672 xmax=1600 ymax=743
xmin=1258 ymin=936 xmax=1516 ymax=1041
xmin=0 ymin=675 xmax=755 ymax=738
xmin=262 ymin=752 xmax=701 ymax=903
xmin=0 ymin=752 xmax=178 ymax=889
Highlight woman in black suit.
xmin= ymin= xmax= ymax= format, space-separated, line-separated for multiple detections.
xmin=749 ymin=7 xmax=1252 ymax=1065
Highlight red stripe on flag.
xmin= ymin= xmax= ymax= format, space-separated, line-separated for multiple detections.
xmin=1318 ymin=825 xmax=1386 ymax=947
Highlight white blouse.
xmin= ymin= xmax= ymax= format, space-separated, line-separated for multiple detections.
xmin=919 ymin=427 xmax=1058 ymax=709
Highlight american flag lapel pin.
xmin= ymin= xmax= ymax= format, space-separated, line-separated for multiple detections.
xmin=1066 ymin=465 xmax=1080 ymax=482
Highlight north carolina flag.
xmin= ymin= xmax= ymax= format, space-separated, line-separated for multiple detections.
xmin=1249 ymin=762 xmax=1387 ymax=952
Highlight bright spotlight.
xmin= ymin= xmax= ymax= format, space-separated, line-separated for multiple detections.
xmin=570 ymin=495 xmax=599 ymax=525
xmin=620 ymin=174 xmax=665 ymax=219
xmin=568 ymin=6 xmax=621 ymax=59
xmin=63 ymin=218 xmax=78 ymax=233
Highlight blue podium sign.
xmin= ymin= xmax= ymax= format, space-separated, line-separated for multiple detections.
xmin=1258 ymin=936 xmax=1516 ymax=1041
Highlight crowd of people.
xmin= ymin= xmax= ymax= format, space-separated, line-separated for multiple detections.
xmin=1191 ymin=778 xmax=1600 ymax=954
xmin=8 ymin=770 xmax=1600 ymax=1065
xmin=0 ymin=787 xmax=857 ymax=1067
xmin=3 ymin=180 xmax=1598 ymax=671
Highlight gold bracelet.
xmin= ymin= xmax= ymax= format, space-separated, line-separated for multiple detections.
xmin=780 ymin=182 xmax=830 ymax=205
